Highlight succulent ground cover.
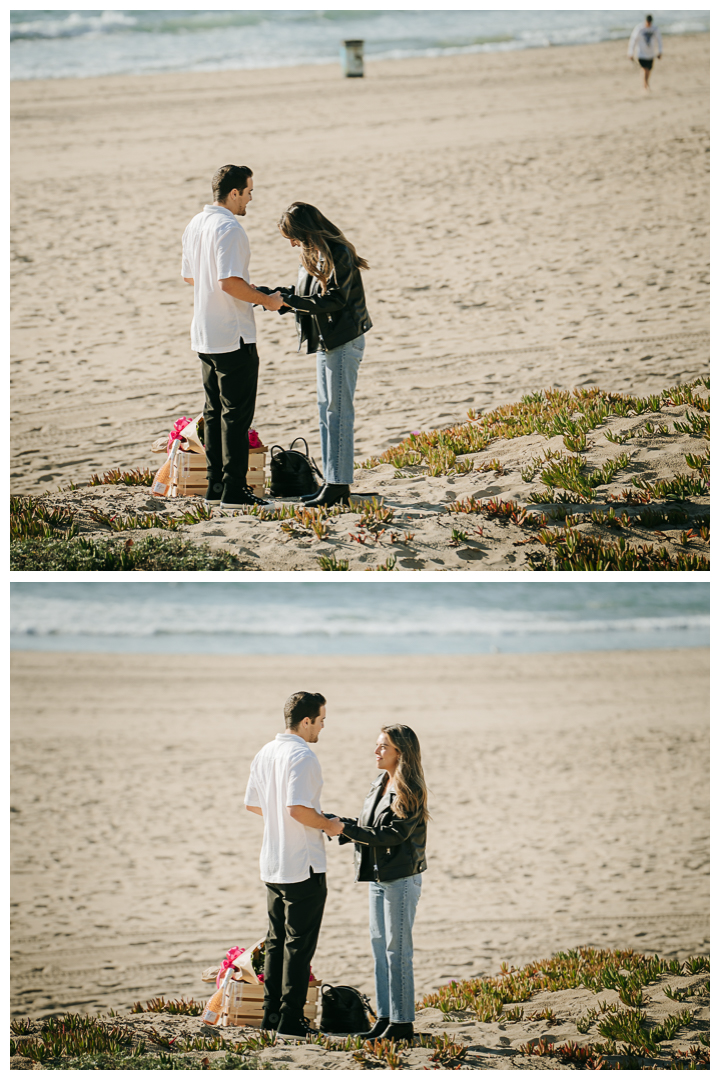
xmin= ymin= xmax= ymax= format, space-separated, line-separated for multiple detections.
xmin=10 ymin=949 xmax=708 ymax=1070
xmin=419 ymin=947 xmax=709 ymax=1069
xmin=9 ymin=535 xmax=250 ymax=572
xmin=10 ymin=379 xmax=709 ymax=571
xmin=360 ymin=377 xmax=710 ymax=571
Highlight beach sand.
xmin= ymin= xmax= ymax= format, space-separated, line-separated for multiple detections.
xmin=10 ymin=35 xmax=709 ymax=495
xmin=25 ymin=387 xmax=710 ymax=570
xmin=11 ymin=648 xmax=709 ymax=1023
xmin=10 ymin=964 xmax=711 ymax=1069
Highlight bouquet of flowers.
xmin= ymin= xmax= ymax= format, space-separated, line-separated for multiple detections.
xmin=213 ymin=940 xmax=265 ymax=988
xmin=251 ymin=940 xmax=265 ymax=980
xmin=167 ymin=416 xmax=193 ymax=453
xmin=209 ymin=940 xmax=313 ymax=988
xmin=153 ymin=416 xmax=262 ymax=455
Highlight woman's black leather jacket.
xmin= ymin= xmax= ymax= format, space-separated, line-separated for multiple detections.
xmin=338 ymin=772 xmax=427 ymax=883
xmin=280 ymin=240 xmax=372 ymax=354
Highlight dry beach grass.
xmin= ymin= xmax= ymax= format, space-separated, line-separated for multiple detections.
xmin=11 ymin=34 xmax=709 ymax=509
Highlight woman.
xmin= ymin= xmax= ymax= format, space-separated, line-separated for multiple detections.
xmin=277 ymin=203 xmax=372 ymax=507
xmin=337 ymin=725 xmax=428 ymax=1042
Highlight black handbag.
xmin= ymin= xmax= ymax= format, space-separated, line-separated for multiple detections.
xmin=319 ymin=983 xmax=376 ymax=1034
xmin=269 ymin=438 xmax=323 ymax=498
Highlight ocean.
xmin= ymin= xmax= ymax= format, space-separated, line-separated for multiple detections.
xmin=9 ymin=582 xmax=709 ymax=656
xmin=10 ymin=9 xmax=710 ymax=82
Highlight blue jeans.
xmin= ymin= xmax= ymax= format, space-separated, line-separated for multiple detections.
xmin=368 ymin=874 xmax=422 ymax=1024
xmin=316 ymin=334 xmax=364 ymax=485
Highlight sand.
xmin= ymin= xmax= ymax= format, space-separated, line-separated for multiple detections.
xmin=11 ymin=648 xmax=709 ymax=1023
xmin=9 ymin=967 xmax=711 ymax=1069
xmin=10 ymin=35 xmax=709 ymax=495
xmin=24 ymin=389 xmax=710 ymax=570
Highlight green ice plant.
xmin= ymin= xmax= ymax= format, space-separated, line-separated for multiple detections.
xmin=317 ymin=554 xmax=350 ymax=571
xmin=362 ymin=379 xmax=709 ymax=475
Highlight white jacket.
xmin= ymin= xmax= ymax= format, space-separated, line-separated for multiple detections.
xmin=628 ymin=23 xmax=663 ymax=60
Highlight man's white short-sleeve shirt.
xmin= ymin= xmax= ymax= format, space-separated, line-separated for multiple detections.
xmin=181 ymin=204 xmax=256 ymax=353
xmin=244 ymin=732 xmax=327 ymax=884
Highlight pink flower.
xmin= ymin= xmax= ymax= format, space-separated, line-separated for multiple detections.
xmin=216 ymin=946 xmax=244 ymax=988
xmin=167 ymin=416 xmax=193 ymax=453
xmin=248 ymin=429 xmax=262 ymax=448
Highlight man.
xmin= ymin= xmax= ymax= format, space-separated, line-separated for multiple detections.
xmin=245 ymin=691 xmax=343 ymax=1037
xmin=628 ymin=15 xmax=662 ymax=92
xmin=182 ymin=165 xmax=284 ymax=509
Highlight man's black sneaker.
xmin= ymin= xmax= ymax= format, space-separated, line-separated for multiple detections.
xmin=276 ymin=1015 xmax=315 ymax=1038
xmin=261 ymin=1008 xmax=280 ymax=1031
xmin=220 ymin=483 xmax=269 ymax=509
xmin=203 ymin=480 xmax=224 ymax=506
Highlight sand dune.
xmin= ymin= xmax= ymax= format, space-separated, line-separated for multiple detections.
xmin=10 ymin=36 xmax=709 ymax=494
xmin=17 ymin=386 xmax=710 ymax=570
xmin=10 ymin=965 xmax=711 ymax=1069
xmin=11 ymin=649 xmax=709 ymax=1019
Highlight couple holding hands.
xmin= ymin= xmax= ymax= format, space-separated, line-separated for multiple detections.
xmin=182 ymin=164 xmax=372 ymax=510
xmin=244 ymin=692 xmax=428 ymax=1042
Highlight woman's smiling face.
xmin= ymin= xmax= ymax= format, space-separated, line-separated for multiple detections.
xmin=375 ymin=732 xmax=399 ymax=774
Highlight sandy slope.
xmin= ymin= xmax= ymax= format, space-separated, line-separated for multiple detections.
xmin=11 ymin=649 xmax=709 ymax=1019
xmin=10 ymin=35 xmax=709 ymax=494
xmin=23 ymin=391 xmax=710 ymax=570
xmin=9 ymin=967 xmax=710 ymax=1069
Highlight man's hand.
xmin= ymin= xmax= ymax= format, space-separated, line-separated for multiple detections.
xmin=322 ymin=816 xmax=344 ymax=837
xmin=219 ymin=277 xmax=284 ymax=310
xmin=263 ymin=291 xmax=284 ymax=312
xmin=288 ymin=804 xmax=342 ymax=831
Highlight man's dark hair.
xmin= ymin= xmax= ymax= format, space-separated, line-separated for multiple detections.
xmin=284 ymin=691 xmax=326 ymax=730
xmin=212 ymin=164 xmax=253 ymax=204
xmin=646 ymin=14 xmax=653 ymax=22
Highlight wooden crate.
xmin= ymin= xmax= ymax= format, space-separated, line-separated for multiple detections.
xmin=169 ymin=449 xmax=267 ymax=498
xmin=222 ymin=980 xmax=320 ymax=1029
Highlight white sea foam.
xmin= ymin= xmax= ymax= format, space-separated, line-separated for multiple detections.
xmin=10 ymin=9 xmax=710 ymax=81
xmin=10 ymin=583 xmax=709 ymax=655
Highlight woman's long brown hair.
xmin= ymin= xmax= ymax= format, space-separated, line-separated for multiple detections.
xmin=382 ymin=724 xmax=429 ymax=823
xmin=278 ymin=202 xmax=369 ymax=294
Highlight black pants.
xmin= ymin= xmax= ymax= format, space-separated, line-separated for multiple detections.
xmin=198 ymin=341 xmax=259 ymax=487
xmin=263 ymin=871 xmax=327 ymax=1022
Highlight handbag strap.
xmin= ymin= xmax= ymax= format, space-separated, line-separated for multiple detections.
xmin=322 ymin=983 xmax=370 ymax=1002
xmin=270 ymin=439 xmax=323 ymax=480
xmin=288 ymin=437 xmax=310 ymax=458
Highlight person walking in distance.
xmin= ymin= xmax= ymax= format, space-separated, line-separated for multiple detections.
xmin=244 ymin=692 xmax=343 ymax=1038
xmin=628 ymin=15 xmax=662 ymax=92
xmin=182 ymin=165 xmax=284 ymax=509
